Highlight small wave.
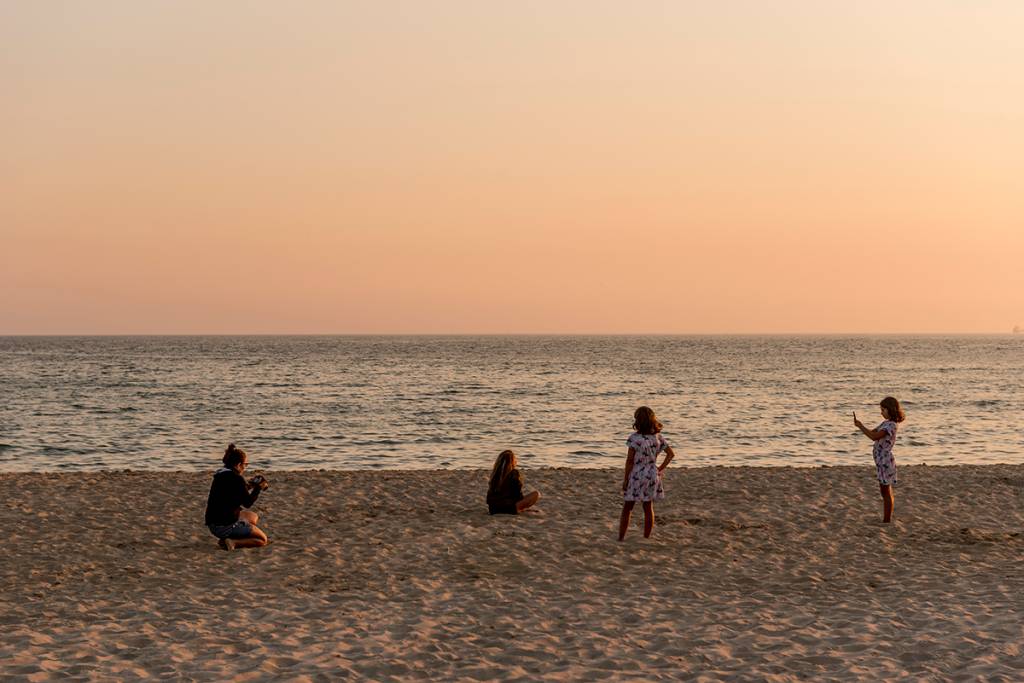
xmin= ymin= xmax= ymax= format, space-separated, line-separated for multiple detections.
xmin=41 ymin=445 xmax=86 ymax=454
xmin=92 ymin=406 xmax=140 ymax=414
xmin=973 ymin=399 xmax=1002 ymax=408
xmin=0 ymin=444 xmax=14 ymax=451
xmin=413 ymin=436 xmax=457 ymax=444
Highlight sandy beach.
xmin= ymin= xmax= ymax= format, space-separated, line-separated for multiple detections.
xmin=3 ymin=465 xmax=1024 ymax=681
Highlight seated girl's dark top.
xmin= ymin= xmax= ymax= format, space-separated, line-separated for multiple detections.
xmin=205 ymin=469 xmax=260 ymax=526
xmin=487 ymin=469 xmax=524 ymax=515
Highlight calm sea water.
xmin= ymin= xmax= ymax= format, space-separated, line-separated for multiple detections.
xmin=1 ymin=336 xmax=1022 ymax=472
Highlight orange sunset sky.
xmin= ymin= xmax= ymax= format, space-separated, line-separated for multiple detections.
xmin=2 ymin=2 xmax=1022 ymax=334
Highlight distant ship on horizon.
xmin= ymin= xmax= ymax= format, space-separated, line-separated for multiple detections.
xmin=1015 ymin=325 xmax=1022 ymax=334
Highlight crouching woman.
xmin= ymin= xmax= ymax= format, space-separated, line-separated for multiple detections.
xmin=205 ymin=443 xmax=270 ymax=550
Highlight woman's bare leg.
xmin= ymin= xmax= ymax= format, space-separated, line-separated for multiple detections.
xmin=219 ymin=510 xmax=266 ymax=549
xmin=880 ymin=484 xmax=894 ymax=523
xmin=642 ymin=501 xmax=655 ymax=538
xmin=516 ymin=491 xmax=540 ymax=513
xmin=238 ymin=510 xmax=259 ymax=525
xmin=224 ymin=525 xmax=268 ymax=550
xmin=618 ymin=501 xmax=636 ymax=541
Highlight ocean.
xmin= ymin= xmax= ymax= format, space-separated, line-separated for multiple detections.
xmin=1 ymin=335 xmax=1021 ymax=472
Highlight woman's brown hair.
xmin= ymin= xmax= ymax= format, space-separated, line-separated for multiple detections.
xmin=487 ymin=450 xmax=517 ymax=495
xmin=880 ymin=397 xmax=905 ymax=423
xmin=633 ymin=406 xmax=662 ymax=435
xmin=223 ymin=443 xmax=246 ymax=468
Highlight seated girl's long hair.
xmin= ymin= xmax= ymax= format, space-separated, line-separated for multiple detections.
xmin=488 ymin=450 xmax=516 ymax=495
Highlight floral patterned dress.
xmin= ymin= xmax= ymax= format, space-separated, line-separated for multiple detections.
xmin=624 ymin=432 xmax=669 ymax=502
xmin=872 ymin=420 xmax=898 ymax=485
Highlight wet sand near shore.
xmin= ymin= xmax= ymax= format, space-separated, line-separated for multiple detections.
xmin=3 ymin=465 xmax=1024 ymax=681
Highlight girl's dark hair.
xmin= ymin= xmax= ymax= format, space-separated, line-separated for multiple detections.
xmin=223 ymin=443 xmax=246 ymax=468
xmin=633 ymin=406 xmax=662 ymax=434
xmin=487 ymin=450 xmax=516 ymax=495
xmin=880 ymin=397 xmax=905 ymax=423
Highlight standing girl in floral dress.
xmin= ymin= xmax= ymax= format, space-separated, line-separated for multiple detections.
xmin=618 ymin=406 xmax=675 ymax=541
xmin=854 ymin=396 xmax=906 ymax=523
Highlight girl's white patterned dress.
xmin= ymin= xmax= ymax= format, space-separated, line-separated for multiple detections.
xmin=624 ymin=432 xmax=669 ymax=502
xmin=872 ymin=420 xmax=898 ymax=485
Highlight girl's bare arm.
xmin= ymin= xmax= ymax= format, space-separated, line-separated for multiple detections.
xmin=622 ymin=448 xmax=636 ymax=491
xmin=853 ymin=412 xmax=887 ymax=441
xmin=659 ymin=446 xmax=675 ymax=472
xmin=860 ymin=426 xmax=887 ymax=441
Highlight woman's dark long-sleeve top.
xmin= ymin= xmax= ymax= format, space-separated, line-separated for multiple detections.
xmin=487 ymin=469 xmax=524 ymax=515
xmin=205 ymin=469 xmax=261 ymax=526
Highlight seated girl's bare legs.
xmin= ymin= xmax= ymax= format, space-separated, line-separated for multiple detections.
xmin=618 ymin=501 xmax=636 ymax=541
xmin=642 ymin=501 xmax=655 ymax=538
xmin=880 ymin=484 xmax=894 ymax=523
xmin=516 ymin=490 xmax=540 ymax=513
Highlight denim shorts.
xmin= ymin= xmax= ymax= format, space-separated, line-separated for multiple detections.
xmin=208 ymin=520 xmax=253 ymax=540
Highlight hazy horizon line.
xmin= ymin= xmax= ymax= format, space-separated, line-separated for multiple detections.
xmin=1 ymin=331 xmax=1021 ymax=338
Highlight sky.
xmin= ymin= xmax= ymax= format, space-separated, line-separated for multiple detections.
xmin=2 ymin=1 xmax=1022 ymax=334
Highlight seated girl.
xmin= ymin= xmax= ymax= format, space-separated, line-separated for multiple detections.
xmin=204 ymin=443 xmax=270 ymax=550
xmin=486 ymin=450 xmax=540 ymax=515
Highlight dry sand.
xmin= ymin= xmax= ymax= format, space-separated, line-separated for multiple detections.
xmin=2 ymin=465 xmax=1024 ymax=681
